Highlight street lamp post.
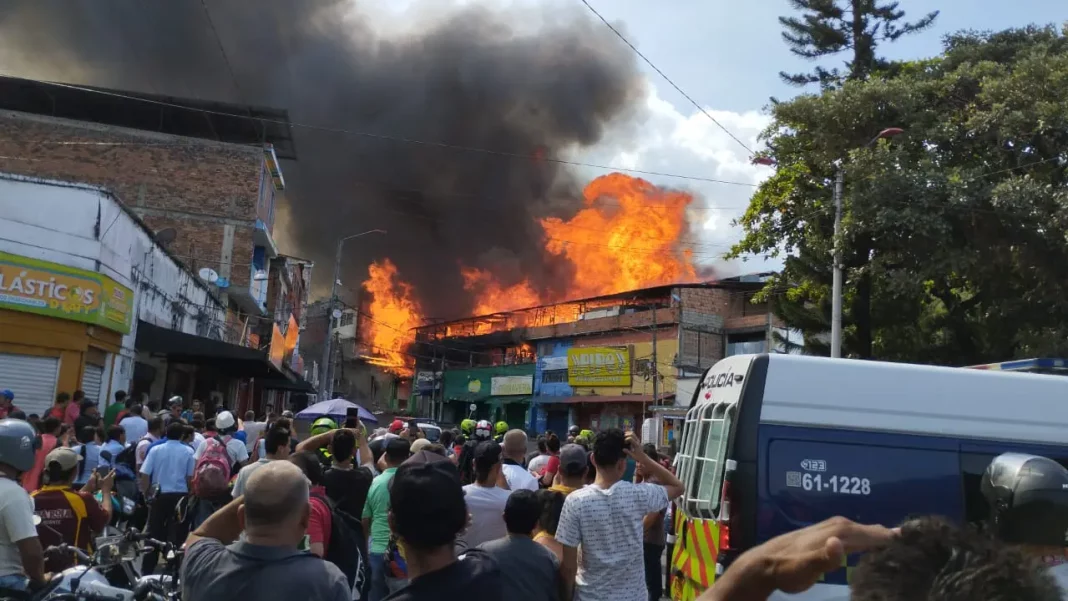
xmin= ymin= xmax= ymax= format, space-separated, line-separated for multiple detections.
xmin=753 ymin=127 xmax=903 ymax=359
xmin=320 ymin=229 xmax=386 ymax=399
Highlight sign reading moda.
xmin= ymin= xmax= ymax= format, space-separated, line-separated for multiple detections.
xmin=567 ymin=346 xmax=631 ymax=387
xmin=0 ymin=251 xmax=134 ymax=334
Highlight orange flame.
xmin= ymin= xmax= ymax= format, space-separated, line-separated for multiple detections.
xmin=460 ymin=266 xmax=541 ymax=316
xmin=360 ymin=173 xmax=698 ymax=373
xmin=361 ymin=258 xmax=423 ymax=376
xmin=540 ymin=172 xmax=696 ymax=298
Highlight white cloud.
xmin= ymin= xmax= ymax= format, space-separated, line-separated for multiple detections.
xmin=574 ymin=85 xmax=779 ymax=278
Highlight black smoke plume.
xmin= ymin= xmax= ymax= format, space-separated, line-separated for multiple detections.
xmin=0 ymin=0 xmax=646 ymax=319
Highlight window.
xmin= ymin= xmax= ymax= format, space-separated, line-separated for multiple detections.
xmin=960 ymin=449 xmax=1068 ymax=529
xmin=677 ymin=400 xmax=735 ymax=519
xmin=340 ymin=312 xmax=354 ymax=327
xmin=542 ymin=369 xmax=568 ymax=384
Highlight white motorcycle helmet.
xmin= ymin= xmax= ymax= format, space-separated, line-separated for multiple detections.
xmin=474 ymin=420 xmax=493 ymax=441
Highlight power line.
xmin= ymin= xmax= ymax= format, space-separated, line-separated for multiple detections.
xmin=17 ymin=77 xmax=758 ymax=188
xmin=577 ymin=0 xmax=754 ymax=155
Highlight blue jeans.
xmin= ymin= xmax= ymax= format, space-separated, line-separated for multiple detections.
xmin=368 ymin=553 xmax=407 ymax=601
xmin=368 ymin=553 xmax=388 ymax=601
xmin=0 ymin=574 xmax=28 ymax=591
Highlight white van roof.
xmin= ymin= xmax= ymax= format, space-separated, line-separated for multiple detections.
xmin=757 ymin=354 xmax=1068 ymax=446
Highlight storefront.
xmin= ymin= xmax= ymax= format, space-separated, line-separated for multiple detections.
xmin=442 ymin=365 xmax=535 ymax=429
xmin=0 ymin=251 xmax=133 ymax=415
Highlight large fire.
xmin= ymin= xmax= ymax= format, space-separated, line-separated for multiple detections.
xmin=360 ymin=172 xmax=698 ymax=374
xmin=360 ymin=258 xmax=424 ymax=375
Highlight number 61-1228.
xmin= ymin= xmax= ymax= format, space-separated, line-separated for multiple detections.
xmin=802 ymin=473 xmax=871 ymax=495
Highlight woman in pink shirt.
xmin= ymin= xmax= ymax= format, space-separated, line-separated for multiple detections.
xmin=22 ymin=416 xmax=63 ymax=492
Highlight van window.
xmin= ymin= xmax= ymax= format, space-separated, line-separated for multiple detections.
xmin=960 ymin=450 xmax=1068 ymax=529
xmin=678 ymin=401 xmax=735 ymax=519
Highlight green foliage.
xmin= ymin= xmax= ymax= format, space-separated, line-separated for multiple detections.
xmin=733 ymin=25 xmax=1068 ymax=363
xmin=779 ymin=0 xmax=939 ymax=87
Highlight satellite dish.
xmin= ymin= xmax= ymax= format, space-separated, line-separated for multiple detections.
xmin=332 ymin=309 xmax=343 ymax=319
xmin=155 ymin=228 xmax=177 ymax=245
xmin=198 ymin=268 xmax=219 ymax=283
xmin=215 ymin=277 xmax=230 ymax=289
xmin=252 ymin=269 xmax=269 ymax=281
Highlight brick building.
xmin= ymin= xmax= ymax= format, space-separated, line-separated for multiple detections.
xmin=411 ymin=277 xmax=784 ymax=441
xmin=0 ymin=76 xmax=311 ymax=414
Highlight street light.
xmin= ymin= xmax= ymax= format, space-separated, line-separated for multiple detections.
xmin=320 ymin=229 xmax=387 ymax=398
xmin=752 ymin=127 xmax=904 ymax=359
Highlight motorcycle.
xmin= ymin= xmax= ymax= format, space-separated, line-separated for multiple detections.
xmin=16 ymin=518 xmax=181 ymax=601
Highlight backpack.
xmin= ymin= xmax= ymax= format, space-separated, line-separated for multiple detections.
xmin=113 ymin=436 xmax=148 ymax=480
xmin=310 ymin=491 xmax=370 ymax=601
xmin=192 ymin=436 xmax=232 ymax=498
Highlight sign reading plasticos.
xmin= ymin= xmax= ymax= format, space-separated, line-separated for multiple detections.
xmin=0 ymin=251 xmax=134 ymax=334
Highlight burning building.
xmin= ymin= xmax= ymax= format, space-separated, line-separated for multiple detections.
xmin=408 ymin=277 xmax=784 ymax=445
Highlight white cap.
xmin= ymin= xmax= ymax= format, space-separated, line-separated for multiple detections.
xmin=216 ymin=411 xmax=236 ymax=430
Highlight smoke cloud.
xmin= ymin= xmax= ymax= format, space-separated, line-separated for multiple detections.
xmin=0 ymin=0 xmax=650 ymax=319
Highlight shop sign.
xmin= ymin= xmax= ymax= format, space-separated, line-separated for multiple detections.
xmin=490 ymin=375 xmax=533 ymax=396
xmin=0 ymin=251 xmax=133 ymax=334
xmin=416 ymin=371 xmax=442 ymax=392
xmin=567 ymin=346 xmax=631 ymax=387
xmin=540 ymin=355 xmax=568 ymax=371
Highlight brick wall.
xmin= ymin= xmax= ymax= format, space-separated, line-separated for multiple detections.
xmin=526 ymin=306 xmax=680 ymax=340
xmin=0 ymin=110 xmax=264 ymax=287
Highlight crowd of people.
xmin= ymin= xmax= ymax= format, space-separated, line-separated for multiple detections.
xmin=2 ymin=387 xmax=1068 ymax=601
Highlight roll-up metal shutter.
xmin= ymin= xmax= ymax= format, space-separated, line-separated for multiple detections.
xmin=81 ymin=363 xmax=104 ymax=405
xmin=0 ymin=353 xmax=59 ymax=416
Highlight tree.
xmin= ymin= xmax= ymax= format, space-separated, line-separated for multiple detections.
xmin=733 ymin=26 xmax=1068 ymax=364
xmin=779 ymin=0 xmax=939 ymax=87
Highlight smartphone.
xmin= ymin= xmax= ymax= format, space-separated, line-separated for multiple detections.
xmin=344 ymin=407 xmax=361 ymax=429
xmin=95 ymin=465 xmax=110 ymax=477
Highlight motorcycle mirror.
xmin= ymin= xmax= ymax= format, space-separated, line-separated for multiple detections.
xmin=99 ymin=450 xmax=113 ymax=461
xmin=33 ymin=514 xmax=41 ymax=526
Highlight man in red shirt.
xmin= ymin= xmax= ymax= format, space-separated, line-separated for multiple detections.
xmin=48 ymin=392 xmax=71 ymax=423
xmin=31 ymin=447 xmax=114 ymax=572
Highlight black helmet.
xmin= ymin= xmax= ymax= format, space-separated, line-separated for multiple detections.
xmin=0 ymin=418 xmax=39 ymax=473
xmin=981 ymin=453 xmax=1068 ymax=547
xmin=568 ymin=425 xmax=580 ymax=437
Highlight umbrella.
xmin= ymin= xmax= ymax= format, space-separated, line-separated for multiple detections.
xmin=296 ymin=398 xmax=378 ymax=424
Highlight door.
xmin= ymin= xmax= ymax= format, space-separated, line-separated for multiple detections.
xmin=81 ymin=363 xmax=104 ymax=405
xmin=0 ymin=353 xmax=60 ymax=416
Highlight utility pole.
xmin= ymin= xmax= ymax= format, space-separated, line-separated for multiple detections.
xmin=649 ymin=301 xmax=658 ymax=429
xmin=830 ymin=167 xmax=844 ymax=359
xmin=319 ymin=229 xmax=386 ymax=399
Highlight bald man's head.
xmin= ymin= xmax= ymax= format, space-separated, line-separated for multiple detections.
xmin=503 ymin=429 xmax=527 ymax=460
xmin=243 ymin=460 xmax=309 ymax=529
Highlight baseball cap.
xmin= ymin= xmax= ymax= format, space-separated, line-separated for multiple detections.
xmin=410 ymin=438 xmax=432 ymax=454
xmin=404 ymin=449 xmax=451 ymax=466
xmin=389 ymin=419 xmax=405 ymax=433
xmin=1 ymin=390 xmax=13 ymax=400
xmin=80 ymin=399 xmax=98 ymax=411
xmin=473 ymin=440 xmax=502 ymax=469
xmin=45 ymin=447 xmax=82 ymax=471
xmin=559 ymin=444 xmax=588 ymax=476
xmin=216 ymin=411 xmax=236 ymax=430
xmin=168 ymin=396 xmax=183 ymax=407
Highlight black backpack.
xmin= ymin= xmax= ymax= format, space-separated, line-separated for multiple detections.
xmin=311 ymin=491 xmax=370 ymax=600
xmin=113 ymin=436 xmax=148 ymax=479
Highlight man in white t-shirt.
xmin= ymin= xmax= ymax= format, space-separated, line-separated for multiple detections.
xmin=194 ymin=411 xmax=249 ymax=469
xmin=0 ymin=419 xmax=45 ymax=591
xmin=135 ymin=416 xmax=165 ymax=470
xmin=240 ymin=410 xmax=267 ymax=454
xmin=501 ymin=430 xmax=538 ymax=492
xmin=555 ymin=429 xmax=684 ymax=601
xmin=457 ymin=440 xmax=513 ymax=552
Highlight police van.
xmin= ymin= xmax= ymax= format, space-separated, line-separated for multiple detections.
xmin=669 ymin=353 xmax=1068 ymax=601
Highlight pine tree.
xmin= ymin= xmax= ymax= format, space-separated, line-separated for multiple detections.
xmin=779 ymin=0 xmax=938 ymax=87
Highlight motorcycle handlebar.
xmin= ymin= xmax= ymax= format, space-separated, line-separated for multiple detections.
xmin=40 ymin=593 xmax=124 ymax=601
xmin=42 ymin=545 xmax=92 ymax=563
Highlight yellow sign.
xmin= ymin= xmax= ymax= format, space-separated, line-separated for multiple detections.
xmin=568 ymin=346 xmax=631 ymax=386
xmin=0 ymin=251 xmax=134 ymax=334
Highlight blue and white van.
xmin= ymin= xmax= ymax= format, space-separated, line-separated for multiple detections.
xmin=670 ymin=353 xmax=1068 ymax=601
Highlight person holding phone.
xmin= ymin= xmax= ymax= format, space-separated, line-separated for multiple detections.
xmin=30 ymin=448 xmax=115 ymax=572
